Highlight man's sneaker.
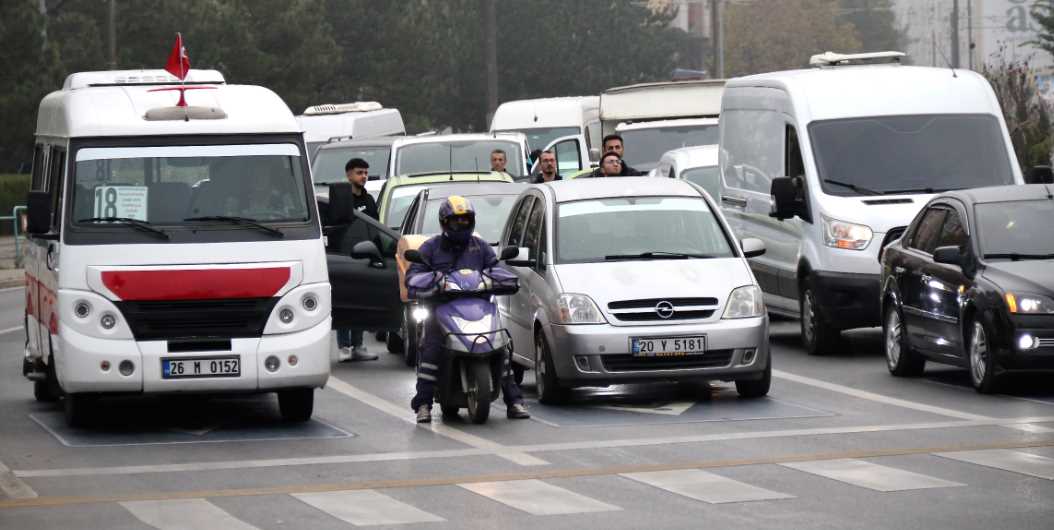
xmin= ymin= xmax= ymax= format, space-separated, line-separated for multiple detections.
xmin=350 ymin=346 xmax=378 ymax=361
xmin=337 ymin=346 xmax=353 ymax=362
xmin=507 ymin=402 xmax=530 ymax=419
xmin=415 ymin=405 xmax=432 ymax=423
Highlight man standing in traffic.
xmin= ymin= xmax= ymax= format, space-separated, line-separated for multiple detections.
xmin=597 ymin=151 xmax=624 ymax=177
xmin=337 ymin=158 xmax=379 ymax=362
xmin=602 ymin=134 xmax=642 ymax=176
xmin=490 ymin=149 xmax=510 ymax=176
xmin=532 ymin=150 xmax=563 ymax=183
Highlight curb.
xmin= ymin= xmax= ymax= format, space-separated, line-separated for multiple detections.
xmin=0 ymin=271 xmax=25 ymax=290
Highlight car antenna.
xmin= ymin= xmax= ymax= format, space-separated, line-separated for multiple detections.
xmin=1045 ymin=184 xmax=1053 ymax=199
xmin=475 ymin=158 xmax=480 ymax=182
xmin=934 ymin=43 xmax=958 ymax=78
xmin=448 ymin=144 xmax=454 ymax=181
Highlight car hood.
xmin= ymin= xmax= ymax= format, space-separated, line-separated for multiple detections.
xmin=820 ymin=194 xmax=934 ymax=234
xmin=553 ymin=258 xmax=754 ymax=326
xmin=983 ymin=259 xmax=1054 ymax=295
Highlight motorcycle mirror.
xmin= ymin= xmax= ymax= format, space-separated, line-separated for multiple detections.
xmin=404 ymin=249 xmax=424 ymax=264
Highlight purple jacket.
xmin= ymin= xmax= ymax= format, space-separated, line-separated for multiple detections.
xmin=407 ymin=234 xmax=498 ymax=283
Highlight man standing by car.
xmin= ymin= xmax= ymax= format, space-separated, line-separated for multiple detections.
xmin=602 ymin=134 xmax=642 ymax=176
xmin=532 ymin=150 xmax=563 ymax=183
xmin=490 ymin=149 xmax=510 ymax=176
xmin=597 ymin=151 xmax=625 ymax=177
xmin=336 ymin=158 xmax=379 ymax=362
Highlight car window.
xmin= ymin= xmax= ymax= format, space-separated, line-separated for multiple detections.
xmin=936 ymin=209 xmax=967 ymax=249
xmin=522 ymin=199 xmax=545 ymax=259
xmin=420 ymin=194 xmax=518 ymax=243
xmin=680 ymin=166 xmax=720 ymax=199
xmin=909 ymin=207 xmax=947 ymax=254
xmin=384 ymin=184 xmax=429 ymax=227
xmin=312 ymin=146 xmax=390 ymax=184
xmin=506 ymin=196 xmax=535 ymax=247
xmin=720 ymin=109 xmax=783 ymax=194
xmin=975 ymin=199 xmax=1054 ymax=257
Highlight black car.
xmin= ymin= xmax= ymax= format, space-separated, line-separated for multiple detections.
xmin=879 ymin=184 xmax=1054 ymax=392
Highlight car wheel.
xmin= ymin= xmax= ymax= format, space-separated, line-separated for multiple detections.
xmin=969 ymin=319 xmax=1000 ymax=394
xmin=735 ymin=354 xmax=771 ymax=398
xmin=386 ymin=326 xmax=404 ymax=354
xmin=800 ymin=281 xmax=842 ymax=356
xmin=534 ymin=329 xmax=569 ymax=405
xmin=278 ymin=388 xmax=314 ymax=422
xmin=512 ymin=363 xmax=525 ymax=385
xmin=884 ymin=303 xmax=925 ymax=376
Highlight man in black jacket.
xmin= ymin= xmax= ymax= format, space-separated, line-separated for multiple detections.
xmin=601 ymin=134 xmax=642 ymax=176
xmin=531 ymin=150 xmax=563 ymax=183
xmin=336 ymin=158 xmax=379 ymax=362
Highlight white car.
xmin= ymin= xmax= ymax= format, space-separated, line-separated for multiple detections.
xmin=387 ymin=133 xmax=531 ymax=182
xmin=652 ymin=144 xmax=720 ymax=200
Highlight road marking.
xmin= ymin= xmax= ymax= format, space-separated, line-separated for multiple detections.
xmin=121 ymin=499 xmax=260 ymax=530
xmin=0 ymin=326 xmax=22 ymax=336
xmin=772 ymin=369 xmax=993 ymax=420
xmin=325 ymin=376 xmax=548 ymax=466
xmin=1002 ymin=423 xmax=1054 ymax=434
xmin=4 ymin=439 xmax=1051 ymax=510
xmin=460 ymin=479 xmax=620 ymax=515
xmin=780 ymin=458 xmax=965 ymax=492
xmin=936 ymin=449 xmax=1054 ymax=480
xmin=293 ymin=489 xmax=444 ymax=526
xmin=594 ymin=400 xmax=696 ymax=416
xmin=622 ymin=469 xmax=794 ymax=504
xmin=0 ymin=459 xmax=36 ymax=499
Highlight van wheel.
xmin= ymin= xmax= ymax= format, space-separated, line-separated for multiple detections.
xmin=64 ymin=393 xmax=96 ymax=428
xmin=535 ymin=330 xmax=569 ymax=405
xmin=885 ymin=303 xmax=925 ymax=376
xmin=735 ymin=355 xmax=771 ymax=398
xmin=278 ymin=388 xmax=314 ymax=422
xmin=800 ymin=282 xmax=842 ymax=355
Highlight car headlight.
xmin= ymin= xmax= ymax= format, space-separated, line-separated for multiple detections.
xmin=722 ymin=285 xmax=765 ymax=319
xmin=556 ymin=293 xmax=607 ymax=324
xmin=822 ymin=215 xmax=873 ymax=250
xmin=1005 ymin=292 xmax=1054 ymax=314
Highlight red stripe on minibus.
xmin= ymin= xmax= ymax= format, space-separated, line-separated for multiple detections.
xmin=100 ymin=268 xmax=291 ymax=300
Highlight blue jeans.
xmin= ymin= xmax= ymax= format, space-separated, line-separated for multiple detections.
xmin=337 ymin=329 xmax=364 ymax=349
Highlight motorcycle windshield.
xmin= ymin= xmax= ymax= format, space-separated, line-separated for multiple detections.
xmin=435 ymin=297 xmax=506 ymax=354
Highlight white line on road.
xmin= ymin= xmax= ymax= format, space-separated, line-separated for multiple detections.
xmin=0 ymin=459 xmax=37 ymax=499
xmin=121 ymin=499 xmax=261 ymax=530
xmin=623 ymin=469 xmax=794 ymax=504
xmin=772 ymin=369 xmax=993 ymax=421
xmin=325 ymin=376 xmax=549 ymax=466
xmin=936 ymin=449 xmax=1054 ymax=480
xmin=293 ymin=489 xmax=445 ymax=526
xmin=0 ymin=326 xmax=22 ymax=336
xmin=781 ymin=458 xmax=965 ymax=492
xmin=460 ymin=479 xmax=620 ymax=515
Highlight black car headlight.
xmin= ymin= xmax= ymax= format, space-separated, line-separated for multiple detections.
xmin=1005 ymin=292 xmax=1054 ymax=314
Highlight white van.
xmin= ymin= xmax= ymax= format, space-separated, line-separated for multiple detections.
xmin=22 ymin=69 xmax=331 ymax=426
xmin=297 ymin=102 xmax=405 ymax=158
xmin=717 ymin=52 xmax=1025 ymax=355
xmin=489 ymin=96 xmax=601 ymax=158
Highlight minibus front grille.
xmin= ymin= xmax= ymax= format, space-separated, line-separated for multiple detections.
xmin=115 ymin=298 xmax=278 ymax=340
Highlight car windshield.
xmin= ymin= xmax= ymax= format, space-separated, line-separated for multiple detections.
xmin=421 ymin=194 xmax=518 ymax=243
xmin=395 ymin=140 xmax=525 ymax=177
xmin=384 ymin=184 xmax=431 ymax=227
xmin=617 ymin=124 xmax=718 ymax=171
xmin=556 ymin=196 xmax=734 ymax=264
xmin=975 ymin=199 xmax=1054 ymax=257
xmin=312 ymin=145 xmax=390 ymax=185
xmin=680 ymin=165 xmax=720 ymax=198
xmin=496 ymin=127 xmax=579 ymax=152
xmin=72 ymin=143 xmax=310 ymax=225
xmin=810 ymin=114 xmax=1015 ymax=196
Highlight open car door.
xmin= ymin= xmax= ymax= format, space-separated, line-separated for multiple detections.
xmin=529 ymin=134 xmax=590 ymax=176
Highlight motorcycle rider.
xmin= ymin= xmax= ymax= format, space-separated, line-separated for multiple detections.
xmin=407 ymin=195 xmax=531 ymax=423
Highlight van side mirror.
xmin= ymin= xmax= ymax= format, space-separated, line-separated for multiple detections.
xmin=327 ymin=182 xmax=355 ymax=224
xmin=741 ymin=238 xmax=766 ymax=258
xmin=26 ymin=191 xmax=52 ymax=235
xmin=932 ymin=246 xmax=963 ymax=267
xmin=404 ymin=249 xmax=424 ymax=264
xmin=499 ymin=246 xmax=518 ymax=261
xmin=770 ymin=177 xmax=806 ymax=221
xmin=1026 ymin=165 xmax=1053 ymax=184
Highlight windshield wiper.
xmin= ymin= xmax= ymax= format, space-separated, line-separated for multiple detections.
xmin=604 ymin=251 xmax=717 ymax=261
xmin=183 ymin=216 xmax=284 ymax=237
xmin=880 ymin=187 xmax=951 ymax=195
xmin=983 ymin=252 xmax=1054 ymax=261
xmin=77 ymin=217 xmax=169 ymax=240
xmin=823 ymin=179 xmax=882 ymax=196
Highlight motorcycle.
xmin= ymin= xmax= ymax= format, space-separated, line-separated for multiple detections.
xmin=404 ymin=249 xmax=519 ymax=424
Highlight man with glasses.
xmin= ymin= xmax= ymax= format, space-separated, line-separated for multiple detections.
xmin=532 ymin=149 xmax=563 ymax=183
xmin=601 ymin=134 xmax=642 ymax=176
xmin=597 ymin=151 xmax=625 ymax=177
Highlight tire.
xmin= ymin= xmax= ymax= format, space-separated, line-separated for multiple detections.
xmin=512 ymin=363 xmax=525 ymax=386
xmin=375 ymin=330 xmax=387 ymax=342
xmin=735 ymin=354 xmax=771 ymax=398
xmin=800 ymin=281 xmax=842 ymax=356
xmin=403 ymin=316 xmax=420 ymax=367
xmin=63 ymin=393 xmax=95 ymax=428
xmin=534 ymin=329 xmax=569 ymax=405
xmin=465 ymin=360 xmax=493 ymax=424
xmin=386 ymin=327 xmax=404 ymax=354
xmin=968 ymin=319 xmax=1000 ymax=394
xmin=278 ymin=388 xmax=314 ymax=422
xmin=884 ymin=303 xmax=925 ymax=376
xmin=33 ymin=355 xmax=62 ymax=403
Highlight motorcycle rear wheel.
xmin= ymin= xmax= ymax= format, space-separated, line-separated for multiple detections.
xmin=466 ymin=360 xmax=493 ymax=424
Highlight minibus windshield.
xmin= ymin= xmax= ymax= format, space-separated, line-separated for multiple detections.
xmin=71 ymin=143 xmax=311 ymax=227
xmin=810 ymin=114 xmax=1015 ymax=196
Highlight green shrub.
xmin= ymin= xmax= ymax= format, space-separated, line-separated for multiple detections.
xmin=0 ymin=174 xmax=30 ymax=235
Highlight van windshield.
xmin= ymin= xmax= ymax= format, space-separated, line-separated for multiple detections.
xmin=395 ymin=140 xmax=525 ymax=178
xmin=71 ymin=143 xmax=311 ymax=226
xmin=495 ymin=127 xmax=579 ymax=152
xmin=617 ymin=124 xmax=719 ymax=172
xmin=810 ymin=114 xmax=1015 ymax=196
xmin=312 ymin=145 xmax=391 ymax=185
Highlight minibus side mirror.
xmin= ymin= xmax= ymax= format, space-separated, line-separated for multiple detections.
xmin=770 ymin=177 xmax=806 ymax=221
xmin=26 ymin=191 xmax=53 ymax=236
xmin=1026 ymin=165 xmax=1053 ymax=184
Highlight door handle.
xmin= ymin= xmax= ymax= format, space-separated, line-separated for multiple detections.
xmin=920 ymin=274 xmax=933 ymax=284
xmin=722 ymin=195 xmax=748 ymax=208
xmin=894 ymin=266 xmax=906 ymax=274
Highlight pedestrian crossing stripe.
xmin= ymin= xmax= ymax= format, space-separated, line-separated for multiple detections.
xmin=622 ymin=469 xmax=795 ymax=503
xmin=936 ymin=449 xmax=1054 ymax=480
xmin=780 ymin=458 xmax=965 ymax=492
xmin=121 ymin=498 xmax=261 ymax=530
xmin=293 ymin=489 xmax=445 ymax=526
xmin=459 ymin=479 xmax=620 ymax=515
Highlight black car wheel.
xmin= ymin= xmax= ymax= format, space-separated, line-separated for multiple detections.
xmin=734 ymin=354 xmax=771 ymax=398
xmin=386 ymin=327 xmax=404 ymax=354
xmin=969 ymin=319 xmax=1000 ymax=394
xmin=800 ymin=281 xmax=842 ymax=356
xmin=534 ymin=329 xmax=569 ymax=405
xmin=884 ymin=303 xmax=925 ymax=376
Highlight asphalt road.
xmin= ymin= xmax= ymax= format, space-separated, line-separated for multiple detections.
xmin=1 ymin=288 xmax=1052 ymax=529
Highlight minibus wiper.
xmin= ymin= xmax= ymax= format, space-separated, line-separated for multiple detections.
xmin=184 ymin=216 xmax=285 ymax=237
xmin=822 ymin=179 xmax=882 ymax=196
xmin=77 ymin=217 xmax=170 ymax=240
xmin=604 ymin=251 xmax=717 ymax=261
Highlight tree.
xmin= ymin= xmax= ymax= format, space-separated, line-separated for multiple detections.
xmin=1032 ymin=1 xmax=1054 ymax=58
xmin=838 ymin=0 xmax=905 ymax=52
xmin=983 ymin=56 xmax=1054 ymax=173
xmin=0 ymin=1 xmax=59 ymax=172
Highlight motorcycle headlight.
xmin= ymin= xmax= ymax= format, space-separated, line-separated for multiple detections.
xmin=556 ymin=294 xmax=607 ymax=324
xmin=822 ymin=215 xmax=873 ymax=250
xmin=722 ymin=285 xmax=765 ymax=319
xmin=1005 ymin=292 xmax=1054 ymax=314
xmin=412 ymin=306 xmax=430 ymax=322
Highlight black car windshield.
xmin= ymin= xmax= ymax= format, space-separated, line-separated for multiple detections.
xmin=496 ymin=127 xmax=579 ymax=152
xmin=556 ymin=196 xmax=734 ymax=264
xmin=976 ymin=199 xmax=1054 ymax=257
xmin=617 ymin=124 xmax=719 ymax=171
xmin=72 ymin=143 xmax=310 ymax=225
xmin=312 ymin=145 xmax=390 ymax=185
xmin=421 ymin=195 xmax=518 ymax=243
xmin=395 ymin=140 xmax=525 ymax=177
xmin=810 ymin=114 xmax=1015 ymax=196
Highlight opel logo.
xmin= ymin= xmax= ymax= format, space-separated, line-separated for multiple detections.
xmin=655 ymin=301 xmax=675 ymax=319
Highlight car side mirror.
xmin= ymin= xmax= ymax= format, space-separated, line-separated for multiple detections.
xmin=505 ymin=247 xmax=536 ymax=267
xmin=932 ymin=246 xmax=963 ymax=267
xmin=1026 ymin=165 xmax=1054 ymax=184
xmin=741 ymin=238 xmax=766 ymax=258
xmin=770 ymin=176 xmax=805 ymax=221
xmin=499 ymin=246 xmax=519 ymax=261
xmin=351 ymin=240 xmax=382 ymax=262
xmin=404 ymin=249 xmax=424 ymax=264
xmin=26 ymin=191 xmax=52 ymax=235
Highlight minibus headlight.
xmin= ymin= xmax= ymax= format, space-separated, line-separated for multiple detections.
xmin=822 ymin=216 xmax=873 ymax=250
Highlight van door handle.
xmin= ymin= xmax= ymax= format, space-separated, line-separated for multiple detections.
xmin=722 ymin=195 xmax=748 ymax=208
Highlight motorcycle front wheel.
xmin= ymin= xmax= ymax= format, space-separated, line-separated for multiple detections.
xmin=465 ymin=360 xmax=493 ymax=424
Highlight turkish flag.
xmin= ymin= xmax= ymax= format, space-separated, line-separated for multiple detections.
xmin=164 ymin=33 xmax=191 ymax=80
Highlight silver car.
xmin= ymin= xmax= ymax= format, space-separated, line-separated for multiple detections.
xmin=499 ymin=177 xmax=770 ymax=403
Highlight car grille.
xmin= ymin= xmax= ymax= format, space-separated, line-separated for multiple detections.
xmin=607 ymin=297 xmax=719 ymax=322
xmin=601 ymin=350 xmax=734 ymax=372
xmin=115 ymin=298 xmax=278 ymax=340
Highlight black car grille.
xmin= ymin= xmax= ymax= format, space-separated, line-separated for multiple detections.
xmin=601 ymin=350 xmax=734 ymax=372
xmin=608 ymin=297 xmax=719 ymax=322
xmin=115 ymin=298 xmax=278 ymax=340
